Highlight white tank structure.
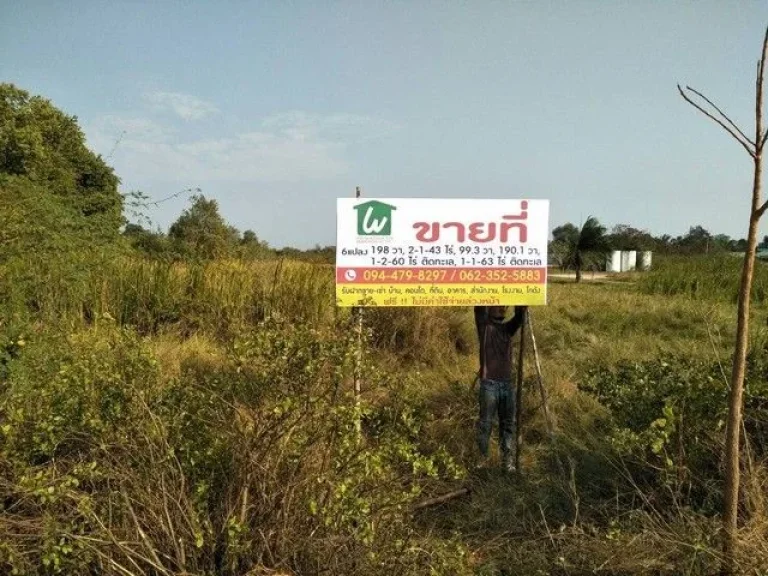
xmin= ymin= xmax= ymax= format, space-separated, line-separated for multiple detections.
xmin=620 ymin=251 xmax=637 ymax=272
xmin=638 ymin=251 xmax=653 ymax=271
xmin=606 ymin=250 xmax=622 ymax=273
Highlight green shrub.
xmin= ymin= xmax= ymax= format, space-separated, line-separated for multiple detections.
xmin=581 ymin=354 xmax=768 ymax=514
xmin=0 ymin=324 xmax=161 ymax=574
xmin=1 ymin=325 xmax=159 ymax=465
xmin=0 ymin=175 xmax=126 ymax=321
xmin=0 ymin=319 xmax=465 ymax=575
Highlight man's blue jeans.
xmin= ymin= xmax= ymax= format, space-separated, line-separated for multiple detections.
xmin=476 ymin=378 xmax=515 ymax=461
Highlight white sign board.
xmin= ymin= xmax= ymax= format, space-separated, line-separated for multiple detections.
xmin=336 ymin=198 xmax=549 ymax=307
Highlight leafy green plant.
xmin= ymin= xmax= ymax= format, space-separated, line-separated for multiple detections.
xmin=0 ymin=317 xmax=467 ymax=575
xmin=0 ymin=83 xmax=122 ymax=234
xmin=581 ymin=355 xmax=768 ymax=514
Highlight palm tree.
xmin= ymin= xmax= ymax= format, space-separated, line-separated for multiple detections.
xmin=553 ymin=216 xmax=611 ymax=282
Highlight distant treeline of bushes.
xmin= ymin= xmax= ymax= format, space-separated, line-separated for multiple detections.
xmin=124 ymin=193 xmax=336 ymax=264
xmin=545 ymin=218 xmax=754 ymax=280
xmin=129 ymin=205 xmax=752 ymax=269
xmin=551 ymin=221 xmax=758 ymax=257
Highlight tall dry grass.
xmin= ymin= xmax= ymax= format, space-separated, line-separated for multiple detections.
xmin=3 ymin=254 xmax=768 ymax=574
xmin=5 ymin=257 xmax=338 ymax=335
xmin=640 ymin=254 xmax=768 ymax=304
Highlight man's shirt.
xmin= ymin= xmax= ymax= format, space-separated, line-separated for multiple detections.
xmin=474 ymin=306 xmax=525 ymax=381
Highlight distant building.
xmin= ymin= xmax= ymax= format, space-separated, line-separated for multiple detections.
xmin=606 ymin=250 xmax=652 ymax=272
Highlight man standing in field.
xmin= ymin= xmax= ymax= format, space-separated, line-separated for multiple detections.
xmin=474 ymin=305 xmax=526 ymax=472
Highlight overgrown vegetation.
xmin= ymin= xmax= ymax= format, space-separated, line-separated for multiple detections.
xmin=0 ymin=320 xmax=470 ymax=575
xmin=2 ymin=83 xmax=768 ymax=574
xmin=124 ymin=194 xmax=333 ymax=265
xmin=640 ymin=254 xmax=768 ymax=304
xmin=0 ymin=84 xmax=122 ymax=235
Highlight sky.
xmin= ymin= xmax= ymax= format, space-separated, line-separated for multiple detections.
xmin=2 ymin=1 xmax=768 ymax=248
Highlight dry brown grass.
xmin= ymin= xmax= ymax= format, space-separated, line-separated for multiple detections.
xmin=6 ymin=257 xmax=768 ymax=574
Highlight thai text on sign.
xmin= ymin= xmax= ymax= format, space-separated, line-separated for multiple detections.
xmin=335 ymin=198 xmax=549 ymax=307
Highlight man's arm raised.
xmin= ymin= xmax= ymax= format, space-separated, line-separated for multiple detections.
xmin=504 ymin=306 xmax=527 ymax=336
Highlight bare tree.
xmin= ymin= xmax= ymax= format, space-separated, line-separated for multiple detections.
xmin=678 ymin=27 xmax=768 ymax=576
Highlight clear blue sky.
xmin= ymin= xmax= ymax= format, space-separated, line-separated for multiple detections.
xmin=2 ymin=1 xmax=767 ymax=248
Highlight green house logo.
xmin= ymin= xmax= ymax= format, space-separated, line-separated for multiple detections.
xmin=354 ymin=200 xmax=396 ymax=236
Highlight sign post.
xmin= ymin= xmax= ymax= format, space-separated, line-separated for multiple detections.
xmin=353 ymin=187 xmax=363 ymax=440
xmin=515 ymin=309 xmax=526 ymax=471
xmin=336 ymin=197 xmax=550 ymax=472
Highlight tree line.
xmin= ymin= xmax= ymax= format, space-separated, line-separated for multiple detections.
xmin=0 ymin=80 xmax=754 ymax=271
xmin=133 ymin=201 xmax=750 ymax=268
xmin=554 ymin=219 xmax=758 ymax=256
xmin=548 ymin=216 xmax=765 ymax=281
xmin=0 ymin=82 xmax=333 ymax=267
xmin=123 ymin=195 xmax=335 ymax=264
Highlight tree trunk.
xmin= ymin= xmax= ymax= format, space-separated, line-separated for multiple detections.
xmin=722 ymin=155 xmax=762 ymax=575
xmin=677 ymin=28 xmax=766 ymax=576
xmin=575 ymin=253 xmax=582 ymax=283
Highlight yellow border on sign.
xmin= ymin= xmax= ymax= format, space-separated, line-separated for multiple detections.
xmin=336 ymin=283 xmax=546 ymax=307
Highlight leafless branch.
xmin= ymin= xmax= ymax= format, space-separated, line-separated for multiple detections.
xmin=412 ymin=488 xmax=470 ymax=511
xmin=757 ymin=27 xmax=768 ymax=153
xmin=685 ymin=86 xmax=756 ymax=147
xmin=757 ymin=200 xmax=768 ymax=219
xmin=150 ymin=187 xmax=201 ymax=207
xmin=105 ymin=130 xmax=126 ymax=161
xmin=677 ymin=85 xmax=756 ymax=159
xmin=752 ymin=29 xmax=768 ymax=218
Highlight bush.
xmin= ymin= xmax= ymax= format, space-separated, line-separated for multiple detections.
xmin=0 ymin=319 xmax=466 ymax=575
xmin=0 ymin=83 xmax=122 ymax=234
xmin=581 ymin=354 xmax=768 ymax=514
xmin=0 ymin=324 xmax=161 ymax=573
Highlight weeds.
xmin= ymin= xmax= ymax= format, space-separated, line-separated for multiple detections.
xmin=0 ymin=318 xmax=470 ymax=575
xmin=640 ymin=254 xmax=768 ymax=305
xmin=1 ymin=255 xmax=767 ymax=574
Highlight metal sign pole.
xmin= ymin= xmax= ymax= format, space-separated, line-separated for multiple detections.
xmin=527 ymin=311 xmax=555 ymax=439
xmin=526 ymin=310 xmax=566 ymax=482
xmin=515 ymin=308 xmax=526 ymax=471
xmin=353 ymin=186 xmax=363 ymax=439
